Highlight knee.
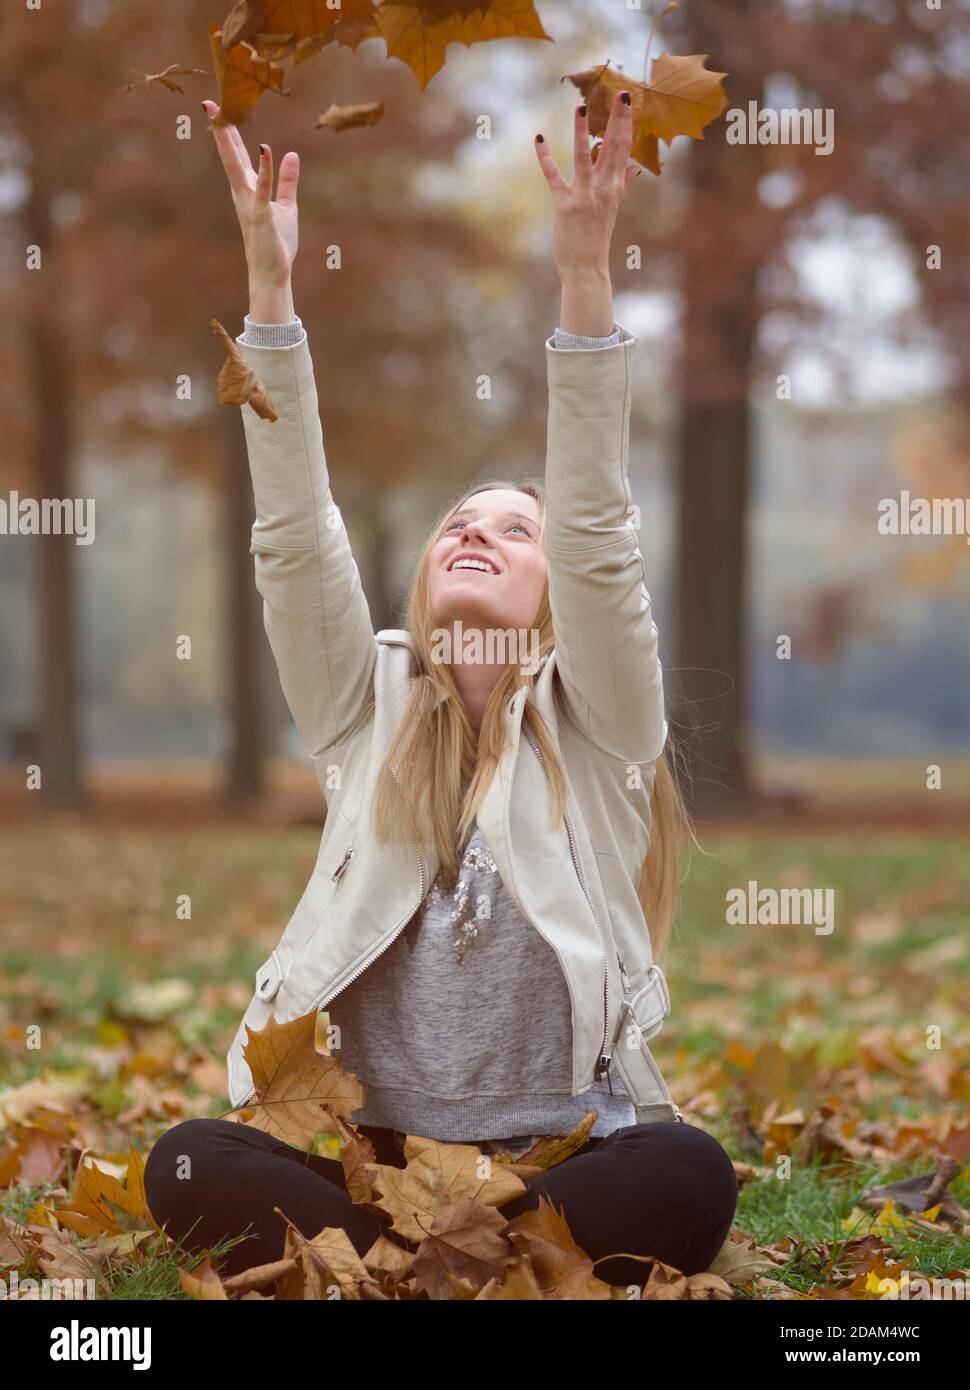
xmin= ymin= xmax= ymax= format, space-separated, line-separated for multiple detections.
xmin=637 ymin=1122 xmax=739 ymax=1224
xmin=144 ymin=1118 xmax=227 ymax=1224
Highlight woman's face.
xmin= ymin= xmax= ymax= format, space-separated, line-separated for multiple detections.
xmin=427 ymin=489 xmax=547 ymax=635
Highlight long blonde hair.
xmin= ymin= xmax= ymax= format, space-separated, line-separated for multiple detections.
xmin=367 ymin=478 xmax=692 ymax=968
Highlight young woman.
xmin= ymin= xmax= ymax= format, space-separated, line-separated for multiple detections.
xmin=145 ymin=90 xmax=738 ymax=1290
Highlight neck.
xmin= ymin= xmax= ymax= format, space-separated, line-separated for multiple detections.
xmin=449 ymin=657 xmax=508 ymax=736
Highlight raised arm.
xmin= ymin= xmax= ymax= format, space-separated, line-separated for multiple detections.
xmin=203 ymin=101 xmax=376 ymax=761
xmin=535 ymin=93 xmax=667 ymax=765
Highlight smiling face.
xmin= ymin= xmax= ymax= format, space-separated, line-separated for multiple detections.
xmin=427 ymin=488 xmax=547 ymax=636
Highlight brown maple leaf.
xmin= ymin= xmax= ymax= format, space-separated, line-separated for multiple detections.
xmin=364 ymin=1133 xmax=527 ymax=1244
xmin=412 ymin=1197 xmax=510 ymax=1298
xmin=507 ymin=1193 xmax=614 ymax=1299
xmin=236 ymin=1007 xmax=365 ymax=1147
xmin=222 ymin=0 xmax=382 ymax=68
xmin=211 ymin=319 xmax=279 ymax=422
xmin=376 ymin=0 xmax=554 ymax=91
xmin=208 ymin=20 xmax=289 ymax=126
xmin=124 ymin=65 xmax=209 ymax=96
xmin=55 ymin=1147 xmax=155 ymax=1240
xmin=316 ymin=101 xmax=385 ymax=133
xmin=564 ymin=53 xmax=729 ymax=176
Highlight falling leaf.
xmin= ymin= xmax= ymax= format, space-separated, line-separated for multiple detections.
xmin=564 ymin=53 xmax=729 ymax=176
xmin=237 ymin=1009 xmax=365 ymax=1148
xmin=208 ymin=21 xmax=288 ymax=126
xmin=124 ymin=65 xmax=209 ymax=96
xmin=316 ymin=101 xmax=385 ymax=132
xmin=222 ymin=0 xmax=381 ymax=65
xmin=376 ymin=0 xmax=554 ymax=91
xmin=211 ymin=319 xmax=279 ymax=423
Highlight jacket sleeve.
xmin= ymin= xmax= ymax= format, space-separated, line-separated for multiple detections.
xmin=234 ymin=329 xmax=377 ymax=759
xmin=543 ymin=323 xmax=668 ymax=764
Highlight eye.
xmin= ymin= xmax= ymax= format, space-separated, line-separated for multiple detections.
xmin=507 ymin=523 xmax=533 ymax=536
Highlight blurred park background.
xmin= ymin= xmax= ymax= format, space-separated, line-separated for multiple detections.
xmin=0 ymin=0 xmax=969 ymax=1295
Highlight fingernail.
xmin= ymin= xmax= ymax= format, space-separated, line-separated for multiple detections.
xmin=621 ymin=91 xmax=631 ymax=105
xmin=260 ymin=144 xmax=267 ymax=157
xmin=578 ymin=104 xmax=587 ymax=117
xmin=200 ymin=102 xmax=209 ymax=114
xmin=536 ymin=133 xmax=544 ymax=143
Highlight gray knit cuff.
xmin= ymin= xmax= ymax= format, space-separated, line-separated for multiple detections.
xmin=552 ymin=322 xmax=622 ymax=350
xmin=239 ymin=314 xmax=306 ymax=348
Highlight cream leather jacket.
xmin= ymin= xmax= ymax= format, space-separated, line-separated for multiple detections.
xmin=225 ymin=322 xmax=682 ymax=1127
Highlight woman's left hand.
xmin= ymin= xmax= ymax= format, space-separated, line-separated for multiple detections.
xmin=535 ymin=89 xmax=641 ymax=283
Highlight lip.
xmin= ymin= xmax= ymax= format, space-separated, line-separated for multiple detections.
xmin=447 ymin=552 xmax=501 ymax=575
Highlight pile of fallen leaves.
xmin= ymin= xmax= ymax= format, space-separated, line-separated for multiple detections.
xmin=3 ymin=1010 xmax=739 ymax=1301
xmin=3 ymin=1003 xmax=968 ymax=1301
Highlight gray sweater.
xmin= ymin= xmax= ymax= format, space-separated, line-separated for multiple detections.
xmin=240 ymin=314 xmax=633 ymax=1160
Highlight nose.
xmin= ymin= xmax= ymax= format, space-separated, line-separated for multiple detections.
xmin=458 ymin=519 xmax=493 ymax=545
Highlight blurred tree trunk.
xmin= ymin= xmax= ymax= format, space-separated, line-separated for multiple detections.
xmin=219 ymin=399 xmax=265 ymax=803
xmin=359 ymin=491 xmax=395 ymax=633
xmin=673 ymin=0 xmax=762 ymax=814
xmin=26 ymin=136 xmax=85 ymax=811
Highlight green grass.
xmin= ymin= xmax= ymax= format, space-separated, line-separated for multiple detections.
xmin=1 ymin=820 xmax=967 ymax=1298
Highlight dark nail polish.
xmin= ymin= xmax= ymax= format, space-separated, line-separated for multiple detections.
xmin=536 ymin=133 xmax=544 ymax=143
xmin=578 ymin=104 xmax=587 ymax=117
xmin=260 ymin=144 xmax=267 ymax=155
xmin=621 ymin=91 xmax=631 ymax=105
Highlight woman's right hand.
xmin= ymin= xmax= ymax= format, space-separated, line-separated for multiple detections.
xmin=202 ymin=98 xmax=300 ymax=320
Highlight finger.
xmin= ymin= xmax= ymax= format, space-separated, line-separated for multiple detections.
xmin=600 ymin=89 xmax=633 ymax=181
xmin=623 ymin=161 xmax=642 ymax=192
xmin=275 ymin=151 xmax=300 ymax=207
xmin=202 ymin=100 xmax=253 ymax=195
xmin=573 ymin=103 xmax=593 ymax=187
xmin=254 ymin=142 xmax=273 ymax=209
xmin=534 ymin=133 xmax=569 ymax=196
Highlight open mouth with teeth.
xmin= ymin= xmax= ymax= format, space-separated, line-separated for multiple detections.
xmin=448 ymin=557 xmax=500 ymax=575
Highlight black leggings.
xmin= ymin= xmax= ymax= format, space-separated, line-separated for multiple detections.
xmin=145 ymin=1115 xmax=738 ymax=1288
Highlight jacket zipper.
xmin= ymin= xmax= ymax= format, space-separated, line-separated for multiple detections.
xmin=234 ymin=841 xmax=426 ymax=1110
xmin=522 ymin=727 xmax=614 ymax=1096
xmin=331 ymin=847 xmax=355 ymax=882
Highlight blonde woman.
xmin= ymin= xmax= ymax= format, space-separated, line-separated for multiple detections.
xmin=145 ymin=90 xmax=738 ymax=1288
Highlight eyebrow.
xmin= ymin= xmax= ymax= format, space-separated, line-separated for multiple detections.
xmin=446 ymin=509 xmax=539 ymax=532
